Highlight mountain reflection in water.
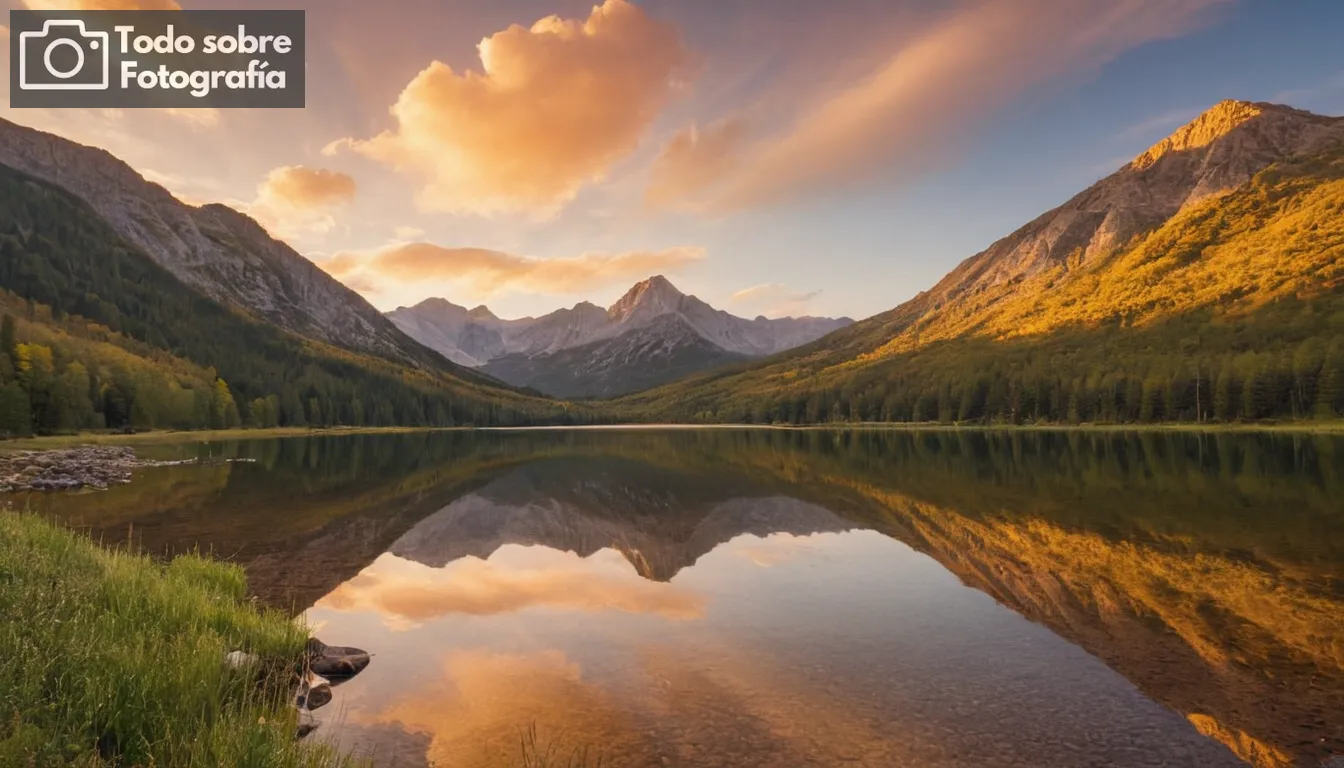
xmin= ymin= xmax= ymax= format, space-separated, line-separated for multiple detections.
xmin=26 ymin=429 xmax=1344 ymax=767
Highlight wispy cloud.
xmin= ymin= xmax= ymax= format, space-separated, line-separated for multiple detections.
xmin=730 ymin=282 xmax=823 ymax=318
xmin=21 ymin=0 xmax=179 ymax=8
xmin=1114 ymin=106 xmax=1204 ymax=141
xmin=323 ymin=242 xmax=705 ymax=299
xmin=1273 ymin=71 xmax=1344 ymax=112
xmin=647 ymin=0 xmax=1230 ymax=212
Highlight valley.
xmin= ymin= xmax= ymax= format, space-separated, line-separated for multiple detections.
xmin=2 ymin=102 xmax=1343 ymax=432
xmin=5 ymin=4 xmax=1344 ymax=768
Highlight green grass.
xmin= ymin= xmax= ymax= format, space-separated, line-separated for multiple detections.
xmin=0 ymin=512 xmax=350 ymax=767
xmin=0 ymin=425 xmax=464 ymax=452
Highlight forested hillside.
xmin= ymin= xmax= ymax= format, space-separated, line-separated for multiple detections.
xmin=0 ymin=165 xmax=575 ymax=436
xmin=614 ymin=131 xmax=1344 ymax=425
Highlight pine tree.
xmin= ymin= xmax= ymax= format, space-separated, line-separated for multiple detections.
xmin=1213 ymin=360 xmax=1235 ymax=421
xmin=0 ymin=315 xmax=15 ymax=372
xmin=1241 ymin=362 xmax=1261 ymax=420
xmin=1317 ymin=343 xmax=1343 ymax=418
xmin=0 ymin=382 xmax=31 ymax=438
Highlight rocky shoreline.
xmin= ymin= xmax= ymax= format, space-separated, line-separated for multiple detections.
xmin=0 ymin=445 xmax=191 ymax=493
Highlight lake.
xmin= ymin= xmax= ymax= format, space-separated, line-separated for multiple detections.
xmin=17 ymin=428 xmax=1344 ymax=767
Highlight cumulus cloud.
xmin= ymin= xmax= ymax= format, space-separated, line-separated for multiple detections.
xmin=331 ymin=242 xmax=704 ymax=298
xmin=315 ymin=252 xmax=366 ymax=278
xmin=649 ymin=0 xmax=1228 ymax=211
xmin=329 ymin=0 xmax=690 ymax=216
xmin=362 ymin=649 xmax=632 ymax=766
xmin=317 ymin=551 xmax=705 ymax=625
xmin=22 ymin=0 xmax=180 ymax=8
xmin=258 ymin=165 xmax=357 ymax=209
xmin=249 ymin=165 xmax=357 ymax=236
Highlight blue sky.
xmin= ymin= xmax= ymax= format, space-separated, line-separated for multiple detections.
xmin=3 ymin=0 xmax=1342 ymax=321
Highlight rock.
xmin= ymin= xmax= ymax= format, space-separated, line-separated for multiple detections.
xmin=307 ymin=637 xmax=371 ymax=682
xmin=296 ymin=711 xmax=320 ymax=740
xmin=0 ymin=446 xmax=184 ymax=493
xmin=224 ymin=650 xmax=260 ymax=669
xmin=294 ymin=680 xmax=333 ymax=711
xmin=305 ymin=683 xmax=333 ymax=711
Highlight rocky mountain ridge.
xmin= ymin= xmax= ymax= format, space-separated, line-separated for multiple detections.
xmin=875 ymin=100 xmax=1344 ymax=346
xmin=389 ymin=275 xmax=852 ymax=396
xmin=0 ymin=118 xmax=455 ymax=372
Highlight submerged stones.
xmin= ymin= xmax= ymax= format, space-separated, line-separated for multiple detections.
xmin=0 ymin=445 xmax=254 ymax=493
xmin=292 ymin=637 xmax=372 ymax=740
xmin=223 ymin=637 xmax=371 ymax=741
xmin=307 ymin=637 xmax=371 ymax=681
xmin=0 ymin=445 xmax=175 ymax=492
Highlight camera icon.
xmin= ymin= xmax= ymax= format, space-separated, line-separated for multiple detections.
xmin=18 ymin=20 xmax=110 ymax=91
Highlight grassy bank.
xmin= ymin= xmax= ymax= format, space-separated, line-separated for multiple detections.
xmin=0 ymin=513 xmax=347 ymax=767
xmin=0 ymin=425 xmax=462 ymax=452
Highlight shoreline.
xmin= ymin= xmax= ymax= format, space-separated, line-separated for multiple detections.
xmin=3 ymin=419 xmax=1343 ymax=452
xmin=0 ymin=513 xmax=354 ymax=766
xmin=0 ymin=425 xmax=469 ymax=452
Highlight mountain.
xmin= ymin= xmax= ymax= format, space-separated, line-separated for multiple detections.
xmin=859 ymin=100 xmax=1344 ymax=356
xmin=387 ymin=457 xmax=861 ymax=581
xmin=386 ymin=299 xmax=514 ymax=367
xmin=480 ymin=313 xmax=751 ymax=398
xmin=0 ymin=123 xmax=567 ymax=433
xmin=615 ymin=101 xmax=1344 ymax=424
xmin=387 ymin=298 xmax=610 ymax=367
xmin=0 ymin=118 xmax=459 ymax=374
xmin=390 ymin=276 xmax=853 ymax=397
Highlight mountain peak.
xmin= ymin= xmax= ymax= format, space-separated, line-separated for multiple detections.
xmin=1130 ymin=100 xmax=1322 ymax=170
xmin=467 ymin=305 xmax=498 ymax=321
xmin=609 ymin=275 xmax=687 ymax=319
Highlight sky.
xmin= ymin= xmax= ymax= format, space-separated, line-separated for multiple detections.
xmin=2 ymin=0 xmax=1343 ymax=322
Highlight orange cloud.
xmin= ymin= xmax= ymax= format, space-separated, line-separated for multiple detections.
xmin=333 ymin=242 xmax=704 ymax=297
xmin=365 ymin=649 xmax=656 ymax=767
xmin=331 ymin=0 xmax=690 ymax=216
xmin=316 ymin=252 xmax=365 ymax=278
xmin=22 ymin=0 xmax=180 ymax=8
xmin=249 ymin=165 xmax=357 ymax=237
xmin=316 ymin=553 xmax=705 ymax=624
xmin=258 ymin=165 xmax=357 ymax=210
xmin=649 ymin=0 xmax=1228 ymax=211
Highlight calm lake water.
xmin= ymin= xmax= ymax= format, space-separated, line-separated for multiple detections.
xmin=19 ymin=428 xmax=1344 ymax=768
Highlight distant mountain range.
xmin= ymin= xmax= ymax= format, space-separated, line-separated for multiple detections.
xmin=388 ymin=276 xmax=853 ymax=397
xmin=2 ymin=98 xmax=1340 ymax=429
xmin=387 ymin=457 xmax=861 ymax=581
xmin=619 ymin=100 xmax=1344 ymax=424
